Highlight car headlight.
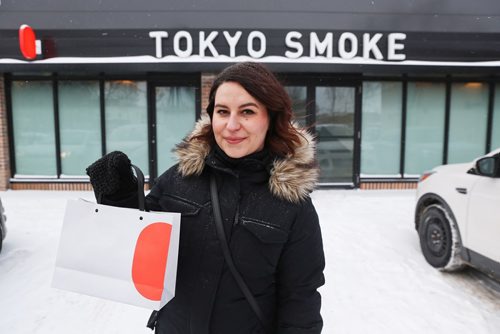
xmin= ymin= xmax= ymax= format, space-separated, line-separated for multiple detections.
xmin=419 ymin=171 xmax=436 ymax=183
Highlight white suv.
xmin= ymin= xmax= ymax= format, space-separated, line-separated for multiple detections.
xmin=415 ymin=149 xmax=500 ymax=280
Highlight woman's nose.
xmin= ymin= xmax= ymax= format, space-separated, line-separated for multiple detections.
xmin=226 ymin=113 xmax=241 ymax=131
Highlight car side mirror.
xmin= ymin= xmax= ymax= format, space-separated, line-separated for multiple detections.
xmin=475 ymin=157 xmax=497 ymax=177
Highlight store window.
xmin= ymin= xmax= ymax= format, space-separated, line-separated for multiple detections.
xmin=448 ymin=82 xmax=488 ymax=163
xmin=156 ymin=86 xmax=196 ymax=173
xmin=11 ymin=80 xmax=57 ymax=176
xmin=405 ymin=82 xmax=446 ymax=175
xmin=492 ymin=84 xmax=500 ymax=150
xmin=361 ymin=81 xmax=402 ymax=176
xmin=58 ymin=81 xmax=101 ymax=176
xmin=105 ymin=80 xmax=148 ymax=175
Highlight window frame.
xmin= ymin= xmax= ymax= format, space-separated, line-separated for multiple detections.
xmin=6 ymin=73 xmax=200 ymax=183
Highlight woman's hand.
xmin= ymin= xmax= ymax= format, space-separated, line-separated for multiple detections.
xmin=86 ymin=151 xmax=137 ymax=196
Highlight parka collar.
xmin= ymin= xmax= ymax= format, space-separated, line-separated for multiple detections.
xmin=174 ymin=115 xmax=319 ymax=203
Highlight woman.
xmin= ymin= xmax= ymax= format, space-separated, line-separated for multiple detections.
xmin=87 ymin=62 xmax=325 ymax=334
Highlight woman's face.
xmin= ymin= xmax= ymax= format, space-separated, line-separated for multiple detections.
xmin=212 ymin=82 xmax=270 ymax=158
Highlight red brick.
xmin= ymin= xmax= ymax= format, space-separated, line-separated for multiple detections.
xmin=0 ymin=75 xmax=11 ymax=190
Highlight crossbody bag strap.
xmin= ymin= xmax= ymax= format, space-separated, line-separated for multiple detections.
xmin=130 ymin=164 xmax=146 ymax=212
xmin=209 ymin=173 xmax=269 ymax=333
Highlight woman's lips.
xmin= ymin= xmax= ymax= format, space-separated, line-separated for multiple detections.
xmin=225 ymin=137 xmax=246 ymax=144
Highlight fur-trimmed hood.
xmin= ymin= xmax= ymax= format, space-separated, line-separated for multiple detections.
xmin=175 ymin=115 xmax=319 ymax=203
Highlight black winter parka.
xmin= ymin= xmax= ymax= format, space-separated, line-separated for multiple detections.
xmin=102 ymin=117 xmax=325 ymax=334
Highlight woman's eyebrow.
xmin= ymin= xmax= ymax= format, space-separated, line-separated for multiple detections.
xmin=239 ymin=102 xmax=259 ymax=108
xmin=214 ymin=102 xmax=259 ymax=109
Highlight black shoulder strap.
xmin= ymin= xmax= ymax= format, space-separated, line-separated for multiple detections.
xmin=209 ymin=173 xmax=268 ymax=333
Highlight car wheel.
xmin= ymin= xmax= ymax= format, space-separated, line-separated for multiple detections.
xmin=0 ymin=226 xmax=3 ymax=253
xmin=418 ymin=204 xmax=465 ymax=271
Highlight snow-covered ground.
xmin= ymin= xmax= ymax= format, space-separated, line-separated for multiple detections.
xmin=0 ymin=189 xmax=499 ymax=334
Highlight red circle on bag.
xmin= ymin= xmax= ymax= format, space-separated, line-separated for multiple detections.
xmin=132 ymin=222 xmax=172 ymax=301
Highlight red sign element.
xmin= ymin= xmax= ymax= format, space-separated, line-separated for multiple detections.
xmin=132 ymin=222 xmax=172 ymax=301
xmin=19 ymin=24 xmax=37 ymax=60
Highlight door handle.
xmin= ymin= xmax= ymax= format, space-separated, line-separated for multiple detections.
xmin=456 ymin=187 xmax=467 ymax=195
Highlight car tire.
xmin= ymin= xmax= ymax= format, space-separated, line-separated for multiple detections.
xmin=0 ymin=226 xmax=3 ymax=253
xmin=418 ymin=204 xmax=465 ymax=271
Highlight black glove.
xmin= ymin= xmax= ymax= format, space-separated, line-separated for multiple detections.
xmin=86 ymin=151 xmax=137 ymax=196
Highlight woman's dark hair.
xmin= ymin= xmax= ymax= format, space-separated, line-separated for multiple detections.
xmin=194 ymin=62 xmax=303 ymax=157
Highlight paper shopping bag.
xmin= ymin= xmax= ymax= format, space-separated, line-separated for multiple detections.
xmin=52 ymin=198 xmax=180 ymax=310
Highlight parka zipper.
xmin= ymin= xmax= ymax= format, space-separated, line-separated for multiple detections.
xmin=233 ymin=203 xmax=240 ymax=226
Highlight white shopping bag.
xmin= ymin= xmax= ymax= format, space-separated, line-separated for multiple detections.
xmin=52 ymin=198 xmax=180 ymax=310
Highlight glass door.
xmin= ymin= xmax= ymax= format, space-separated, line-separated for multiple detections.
xmin=149 ymin=81 xmax=199 ymax=182
xmin=285 ymin=77 xmax=360 ymax=187
xmin=315 ymin=86 xmax=357 ymax=185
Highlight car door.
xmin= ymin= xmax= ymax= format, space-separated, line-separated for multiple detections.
xmin=466 ymin=175 xmax=500 ymax=262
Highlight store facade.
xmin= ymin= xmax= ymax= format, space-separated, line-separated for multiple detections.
xmin=0 ymin=1 xmax=499 ymax=190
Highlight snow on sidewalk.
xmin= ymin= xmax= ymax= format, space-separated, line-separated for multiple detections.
xmin=0 ymin=189 xmax=499 ymax=334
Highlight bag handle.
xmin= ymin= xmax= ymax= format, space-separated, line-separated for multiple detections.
xmin=131 ymin=164 xmax=146 ymax=212
xmin=209 ymin=173 xmax=269 ymax=333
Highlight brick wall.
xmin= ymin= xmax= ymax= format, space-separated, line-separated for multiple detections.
xmin=360 ymin=181 xmax=417 ymax=190
xmin=10 ymin=182 xmax=151 ymax=191
xmin=11 ymin=183 xmax=93 ymax=191
xmin=0 ymin=74 xmax=11 ymax=191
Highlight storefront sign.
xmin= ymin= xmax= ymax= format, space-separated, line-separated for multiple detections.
xmin=149 ymin=30 xmax=407 ymax=61
xmin=4 ymin=26 xmax=499 ymax=67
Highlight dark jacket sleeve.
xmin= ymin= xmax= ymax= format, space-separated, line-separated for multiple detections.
xmin=276 ymin=197 xmax=325 ymax=334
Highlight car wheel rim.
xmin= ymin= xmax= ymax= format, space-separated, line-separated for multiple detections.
xmin=425 ymin=217 xmax=448 ymax=256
